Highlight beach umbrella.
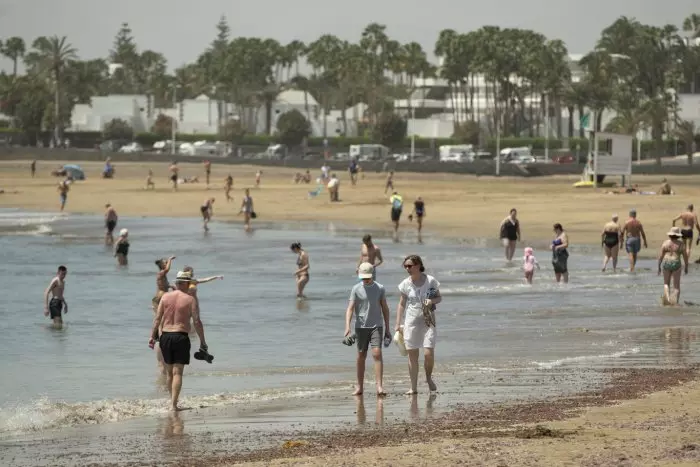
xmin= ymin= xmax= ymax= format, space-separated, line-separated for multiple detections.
xmin=62 ymin=164 xmax=85 ymax=180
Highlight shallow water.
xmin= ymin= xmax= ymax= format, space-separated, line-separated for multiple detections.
xmin=1 ymin=208 xmax=699 ymax=464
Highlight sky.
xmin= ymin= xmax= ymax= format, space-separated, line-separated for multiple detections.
xmin=0 ymin=0 xmax=697 ymax=73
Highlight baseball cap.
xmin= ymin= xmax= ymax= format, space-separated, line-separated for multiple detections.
xmin=176 ymin=270 xmax=195 ymax=282
xmin=358 ymin=262 xmax=374 ymax=279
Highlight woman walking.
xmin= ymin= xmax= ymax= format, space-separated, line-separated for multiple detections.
xmin=114 ymin=228 xmax=130 ymax=266
xmin=408 ymin=196 xmax=426 ymax=243
xmin=658 ymin=227 xmax=689 ymax=306
xmin=499 ymin=209 xmax=520 ymax=261
xmin=551 ymin=223 xmax=569 ymax=283
xmin=601 ymin=214 xmax=622 ymax=272
xmin=290 ymin=243 xmax=310 ymax=299
xmin=395 ymin=255 xmax=442 ymax=395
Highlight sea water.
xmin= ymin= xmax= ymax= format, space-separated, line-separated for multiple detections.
xmin=0 ymin=208 xmax=699 ymax=464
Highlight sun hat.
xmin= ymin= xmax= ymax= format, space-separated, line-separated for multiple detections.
xmin=358 ymin=262 xmax=374 ymax=279
xmin=667 ymin=226 xmax=682 ymax=237
xmin=176 ymin=270 xmax=195 ymax=282
xmin=119 ymin=228 xmax=128 ymax=236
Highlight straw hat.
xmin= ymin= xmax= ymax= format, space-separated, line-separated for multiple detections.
xmin=667 ymin=226 xmax=682 ymax=237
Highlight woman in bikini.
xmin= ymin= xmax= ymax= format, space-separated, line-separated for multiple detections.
xmin=658 ymin=227 xmax=689 ymax=306
xmin=601 ymin=214 xmax=622 ymax=272
xmin=290 ymin=243 xmax=310 ymax=299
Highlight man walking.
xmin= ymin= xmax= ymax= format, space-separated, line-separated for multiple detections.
xmin=389 ymin=191 xmax=404 ymax=238
xmin=44 ymin=265 xmax=68 ymax=328
xmin=344 ymin=263 xmax=391 ymax=397
xmin=357 ymin=234 xmax=383 ymax=279
xmin=672 ymin=204 xmax=700 ymax=260
xmin=104 ymin=204 xmax=118 ymax=246
xmin=622 ymin=208 xmax=648 ymax=272
xmin=149 ymin=270 xmax=207 ymax=411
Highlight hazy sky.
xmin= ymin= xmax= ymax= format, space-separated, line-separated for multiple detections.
xmin=0 ymin=0 xmax=697 ymax=73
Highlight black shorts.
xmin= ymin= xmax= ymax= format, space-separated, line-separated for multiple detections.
xmin=49 ymin=298 xmax=63 ymax=319
xmin=106 ymin=220 xmax=116 ymax=234
xmin=391 ymin=208 xmax=402 ymax=222
xmin=159 ymin=332 xmax=191 ymax=365
xmin=682 ymin=229 xmax=693 ymax=240
xmin=170 ymin=174 xmax=177 ymax=183
xmin=200 ymin=206 xmax=209 ymax=216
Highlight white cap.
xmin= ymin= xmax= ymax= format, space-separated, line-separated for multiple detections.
xmin=119 ymin=228 xmax=128 ymax=236
xmin=358 ymin=262 xmax=374 ymax=279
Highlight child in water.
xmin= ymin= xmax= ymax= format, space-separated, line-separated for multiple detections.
xmin=522 ymin=247 xmax=540 ymax=284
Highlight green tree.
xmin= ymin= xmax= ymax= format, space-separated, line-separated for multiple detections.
xmin=2 ymin=37 xmax=26 ymax=77
xmin=12 ymin=77 xmax=52 ymax=144
xmin=24 ymin=35 xmax=78 ymax=144
xmin=372 ymin=112 xmax=407 ymax=147
xmin=220 ymin=117 xmax=246 ymax=144
xmin=674 ymin=120 xmax=697 ymax=165
xmin=103 ymin=118 xmax=133 ymax=140
xmin=276 ymin=109 xmax=310 ymax=147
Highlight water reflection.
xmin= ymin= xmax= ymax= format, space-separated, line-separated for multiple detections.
xmin=355 ymin=396 xmax=384 ymax=426
xmin=410 ymin=394 xmax=438 ymax=420
xmin=661 ymin=327 xmax=697 ymax=365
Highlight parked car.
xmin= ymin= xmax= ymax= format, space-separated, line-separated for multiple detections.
xmin=118 ymin=142 xmax=143 ymax=153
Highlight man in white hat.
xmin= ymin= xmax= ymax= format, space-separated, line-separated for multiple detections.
xmin=149 ymin=270 xmax=208 ymax=411
xmin=344 ymin=262 xmax=391 ymax=397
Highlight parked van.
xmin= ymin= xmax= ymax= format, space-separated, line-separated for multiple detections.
xmin=439 ymin=144 xmax=474 ymax=162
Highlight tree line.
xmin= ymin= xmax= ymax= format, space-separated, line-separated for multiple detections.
xmin=0 ymin=14 xmax=698 ymax=160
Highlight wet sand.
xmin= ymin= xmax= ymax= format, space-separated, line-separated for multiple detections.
xmin=0 ymin=160 xmax=697 ymax=254
xmin=3 ymin=159 xmax=700 ymax=465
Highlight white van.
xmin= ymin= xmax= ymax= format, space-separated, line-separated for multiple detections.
xmin=439 ymin=145 xmax=474 ymax=162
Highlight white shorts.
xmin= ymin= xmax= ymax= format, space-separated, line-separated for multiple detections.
xmin=403 ymin=321 xmax=436 ymax=350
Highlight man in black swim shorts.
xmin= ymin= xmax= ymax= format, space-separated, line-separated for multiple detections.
xmin=673 ymin=204 xmax=700 ymax=261
xmin=44 ymin=265 xmax=68 ymax=328
xmin=150 ymin=270 xmax=208 ymax=411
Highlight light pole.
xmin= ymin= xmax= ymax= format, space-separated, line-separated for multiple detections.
xmin=544 ymin=93 xmax=550 ymax=161
xmin=495 ymin=113 xmax=501 ymax=176
xmin=410 ymin=103 xmax=415 ymax=162
xmin=171 ymin=84 xmax=178 ymax=155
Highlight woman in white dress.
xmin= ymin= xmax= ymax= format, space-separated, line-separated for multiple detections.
xmin=395 ymin=254 xmax=442 ymax=395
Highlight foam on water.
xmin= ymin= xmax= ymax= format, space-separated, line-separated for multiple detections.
xmin=532 ymin=347 xmax=641 ymax=370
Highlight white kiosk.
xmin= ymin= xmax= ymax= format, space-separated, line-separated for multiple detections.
xmin=576 ymin=130 xmax=634 ymax=188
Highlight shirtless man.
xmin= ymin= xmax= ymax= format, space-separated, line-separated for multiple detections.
xmin=58 ymin=181 xmax=69 ymax=212
xmin=357 ymin=234 xmax=384 ymax=279
xmin=203 ymin=160 xmax=211 ymax=187
xmin=200 ymin=198 xmax=215 ymax=231
xmin=104 ymin=204 xmax=118 ymax=246
xmin=621 ymin=209 xmax=648 ymax=272
xmin=384 ymin=171 xmax=394 ymax=194
xmin=224 ymin=174 xmax=233 ymax=202
xmin=169 ymin=162 xmax=179 ymax=191
xmin=44 ymin=265 xmax=68 ymax=328
xmin=672 ymin=204 xmax=700 ymax=259
xmin=149 ymin=270 xmax=207 ymax=411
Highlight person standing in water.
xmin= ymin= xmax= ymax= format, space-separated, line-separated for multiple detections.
xmin=658 ymin=227 xmax=689 ymax=306
xmin=522 ymin=247 xmax=540 ymax=284
xmin=290 ymin=243 xmax=310 ymax=299
xmin=672 ymin=204 xmax=699 ymax=261
xmin=224 ymin=174 xmax=233 ymax=202
xmin=499 ymin=209 xmax=520 ymax=261
xmin=181 ymin=265 xmax=224 ymax=319
xmin=169 ymin=162 xmax=179 ymax=191
xmin=345 ymin=262 xmax=391 ymax=396
xmin=104 ymin=204 xmax=118 ymax=246
xmin=240 ymin=188 xmax=254 ymax=231
xmin=44 ymin=265 xmax=68 ymax=328
xmin=395 ymin=255 xmax=441 ymax=395
xmin=114 ymin=228 xmax=130 ymax=266
xmin=58 ymin=180 xmax=69 ymax=212
xmin=149 ymin=270 xmax=208 ymax=412
xmin=357 ymin=234 xmax=383 ymax=279
xmin=622 ymin=209 xmax=647 ymax=272
xmin=200 ymin=198 xmax=215 ymax=231
xmin=551 ymin=223 xmax=570 ymax=283
xmin=389 ymin=192 xmax=404 ymax=239
xmin=601 ymin=214 xmax=622 ymax=272
xmin=408 ymin=197 xmax=426 ymax=243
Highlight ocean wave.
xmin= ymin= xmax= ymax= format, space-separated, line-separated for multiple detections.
xmin=531 ymin=347 xmax=641 ymax=370
xmin=0 ymin=386 xmax=337 ymax=436
xmin=0 ymin=212 xmax=62 ymax=236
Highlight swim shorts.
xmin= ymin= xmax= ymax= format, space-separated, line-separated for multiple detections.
xmin=682 ymin=229 xmax=693 ymax=240
xmin=391 ymin=208 xmax=402 ymax=222
xmin=625 ymin=236 xmax=641 ymax=254
xmin=159 ymin=332 xmax=191 ymax=365
xmin=355 ymin=327 xmax=383 ymax=353
xmin=106 ymin=220 xmax=116 ymax=233
xmin=49 ymin=298 xmax=63 ymax=319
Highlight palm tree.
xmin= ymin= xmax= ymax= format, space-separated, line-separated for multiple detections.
xmin=2 ymin=37 xmax=26 ymax=77
xmin=24 ymin=36 xmax=78 ymax=145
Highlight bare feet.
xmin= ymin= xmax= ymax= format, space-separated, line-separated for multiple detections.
xmin=170 ymin=404 xmax=181 ymax=412
xmin=427 ymin=378 xmax=437 ymax=392
xmin=376 ymin=386 xmax=386 ymax=397
xmin=405 ymin=389 xmax=418 ymax=395
xmin=352 ymin=388 xmax=363 ymax=396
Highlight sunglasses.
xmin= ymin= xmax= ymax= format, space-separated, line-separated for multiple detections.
xmin=404 ymin=263 xmax=414 ymax=269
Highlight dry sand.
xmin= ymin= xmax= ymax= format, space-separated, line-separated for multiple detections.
xmin=0 ymin=160 xmax=696 ymax=256
xmin=3 ymin=159 xmax=700 ymax=466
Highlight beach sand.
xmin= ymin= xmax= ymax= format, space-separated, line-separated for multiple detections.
xmin=0 ymin=160 xmax=696 ymax=254
xmin=2 ymin=159 xmax=700 ymax=466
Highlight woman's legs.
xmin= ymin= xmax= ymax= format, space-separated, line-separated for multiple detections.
xmin=671 ymin=269 xmax=682 ymax=305
xmin=406 ymin=349 xmax=420 ymax=394
xmin=602 ymin=246 xmax=611 ymax=271
xmin=424 ymin=348 xmax=436 ymax=392
xmin=296 ymin=275 xmax=309 ymax=297
xmin=662 ymin=269 xmax=672 ymax=304
xmin=525 ymin=271 xmax=533 ymax=284
xmin=611 ymin=245 xmax=619 ymax=271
